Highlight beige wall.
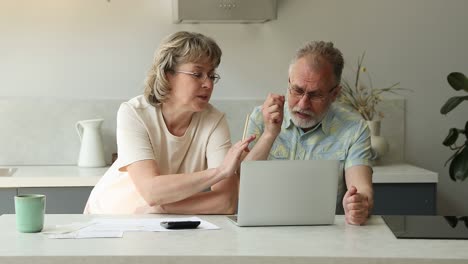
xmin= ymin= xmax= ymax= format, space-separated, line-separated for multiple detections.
xmin=1 ymin=0 xmax=468 ymax=214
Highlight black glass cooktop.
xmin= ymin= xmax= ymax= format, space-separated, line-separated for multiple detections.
xmin=383 ymin=215 xmax=468 ymax=240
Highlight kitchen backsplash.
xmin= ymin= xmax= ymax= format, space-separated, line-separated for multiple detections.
xmin=0 ymin=97 xmax=404 ymax=165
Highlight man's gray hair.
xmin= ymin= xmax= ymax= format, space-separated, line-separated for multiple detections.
xmin=289 ymin=41 xmax=344 ymax=84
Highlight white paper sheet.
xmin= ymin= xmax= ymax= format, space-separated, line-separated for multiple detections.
xmin=42 ymin=221 xmax=95 ymax=234
xmin=45 ymin=216 xmax=219 ymax=239
xmin=47 ymin=230 xmax=124 ymax=239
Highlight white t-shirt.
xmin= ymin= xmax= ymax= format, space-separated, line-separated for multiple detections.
xmin=84 ymin=95 xmax=231 ymax=214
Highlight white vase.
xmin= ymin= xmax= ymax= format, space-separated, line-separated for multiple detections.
xmin=367 ymin=120 xmax=389 ymax=160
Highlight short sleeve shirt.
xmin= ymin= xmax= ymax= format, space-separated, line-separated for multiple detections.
xmin=84 ymin=95 xmax=232 ymax=214
xmin=246 ymin=102 xmax=372 ymax=210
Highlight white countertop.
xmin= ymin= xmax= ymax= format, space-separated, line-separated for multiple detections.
xmin=372 ymin=163 xmax=438 ymax=183
xmin=0 ymin=163 xmax=438 ymax=188
xmin=0 ymin=166 xmax=109 ymax=188
xmin=0 ymin=214 xmax=466 ymax=264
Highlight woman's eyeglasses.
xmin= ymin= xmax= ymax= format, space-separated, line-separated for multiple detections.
xmin=175 ymin=70 xmax=221 ymax=84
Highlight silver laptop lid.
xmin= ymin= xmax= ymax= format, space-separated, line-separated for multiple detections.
xmin=237 ymin=160 xmax=339 ymax=226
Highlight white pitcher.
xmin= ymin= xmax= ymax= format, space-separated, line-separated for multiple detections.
xmin=76 ymin=118 xmax=106 ymax=167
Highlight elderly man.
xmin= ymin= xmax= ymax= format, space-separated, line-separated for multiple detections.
xmin=244 ymin=41 xmax=373 ymax=225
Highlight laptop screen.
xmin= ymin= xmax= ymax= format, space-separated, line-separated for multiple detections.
xmin=235 ymin=160 xmax=340 ymax=226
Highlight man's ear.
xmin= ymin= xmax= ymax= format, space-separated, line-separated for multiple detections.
xmin=331 ymin=85 xmax=342 ymax=102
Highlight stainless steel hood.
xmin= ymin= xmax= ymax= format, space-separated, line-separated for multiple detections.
xmin=172 ymin=0 xmax=277 ymax=24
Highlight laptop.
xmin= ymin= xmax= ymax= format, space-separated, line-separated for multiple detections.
xmin=228 ymin=159 xmax=340 ymax=226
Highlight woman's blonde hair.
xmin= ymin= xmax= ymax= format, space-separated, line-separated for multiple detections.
xmin=143 ymin=31 xmax=222 ymax=106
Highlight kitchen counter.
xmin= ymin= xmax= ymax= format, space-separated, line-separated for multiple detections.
xmin=0 ymin=163 xmax=437 ymax=188
xmin=0 ymin=163 xmax=439 ymax=215
xmin=372 ymin=163 xmax=438 ymax=183
xmin=0 ymin=214 xmax=466 ymax=264
xmin=0 ymin=166 xmax=109 ymax=188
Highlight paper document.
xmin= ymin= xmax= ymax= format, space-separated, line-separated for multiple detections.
xmin=42 ymin=221 xmax=95 ymax=234
xmin=47 ymin=230 xmax=123 ymax=239
xmin=45 ymin=216 xmax=219 ymax=239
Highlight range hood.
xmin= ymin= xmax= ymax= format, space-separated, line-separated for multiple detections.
xmin=172 ymin=0 xmax=277 ymax=24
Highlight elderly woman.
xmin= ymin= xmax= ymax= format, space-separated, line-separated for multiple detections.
xmin=84 ymin=31 xmax=254 ymax=214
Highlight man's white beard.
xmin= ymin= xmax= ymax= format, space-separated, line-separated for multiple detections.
xmin=289 ymin=106 xmax=326 ymax=129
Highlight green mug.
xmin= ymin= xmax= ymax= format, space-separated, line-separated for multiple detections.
xmin=14 ymin=194 xmax=46 ymax=233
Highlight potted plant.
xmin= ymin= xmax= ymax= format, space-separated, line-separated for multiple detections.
xmin=339 ymin=52 xmax=406 ymax=159
xmin=440 ymin=72 xmax=468 ymax=181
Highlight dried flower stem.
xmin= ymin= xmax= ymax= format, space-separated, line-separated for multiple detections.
xmin=339 ymin=52 xmax=406 ymax=121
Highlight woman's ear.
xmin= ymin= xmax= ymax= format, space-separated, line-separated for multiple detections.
xmin=165 ymin=70 xmax=175 ymax=82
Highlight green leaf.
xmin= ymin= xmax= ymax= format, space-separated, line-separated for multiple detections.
xmin=443 ymin=128 xmax=459 ymax=146
xmin=440 ymin=96 xmax=468 ymax=114
xmin=447 ymin=72 xmax=468 ymax=92
xmin=445 ymin=147 xmax=462 ymax=167
xmin=449 ymin=146 xmax=468 ymax=181
xmin=449 ymin=160 xmax=457 ymax=181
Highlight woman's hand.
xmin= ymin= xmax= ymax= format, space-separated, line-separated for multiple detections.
xmin=218 ymin=135 xmax=256 ymax=179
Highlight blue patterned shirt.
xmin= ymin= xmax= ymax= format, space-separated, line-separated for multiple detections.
xmin=246 ymin=102 xmax=372 ymax=211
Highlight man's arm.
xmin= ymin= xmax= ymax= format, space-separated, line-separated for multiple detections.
xmin=342 ymin=165 xmax=373 ymax=225
xmin=243 ymin=133 xmax=277 ymax=161
xmin=244 ymin=93 xmax=285 ymax=161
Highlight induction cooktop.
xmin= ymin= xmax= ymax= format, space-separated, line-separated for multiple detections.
xmin=383 ymin=215 xmax=468 ymax=240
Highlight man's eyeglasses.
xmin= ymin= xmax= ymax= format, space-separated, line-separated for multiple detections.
xmin=288 ymin=84 xmax=338 ymax=103
xmin=174 ymin=70 xmax=221 ymax=84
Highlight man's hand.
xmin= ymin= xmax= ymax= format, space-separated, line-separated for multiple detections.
xmin=261 ymin=93 xmax=285 ymax=137
xmin=343 ymin=186 xmax=370 ymax=225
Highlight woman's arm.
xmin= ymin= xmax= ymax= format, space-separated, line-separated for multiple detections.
xmin=127 ymin=136 xmax=254 ymax=212
xmin=157 ymin=175 xmax=239 ymax=214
